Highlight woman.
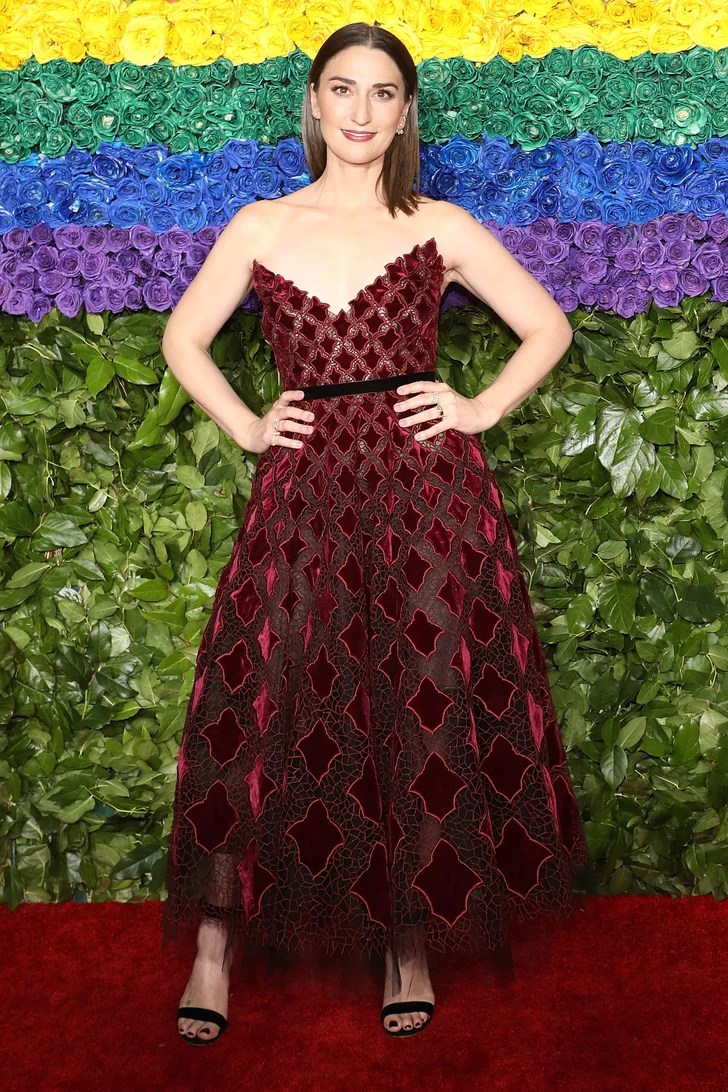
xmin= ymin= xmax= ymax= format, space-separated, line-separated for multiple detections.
xmin=161 ymin=21 xmax=591 ymax=1043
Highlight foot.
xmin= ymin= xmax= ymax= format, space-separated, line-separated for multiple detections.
xmin=382 ymin=929 xmax=435 ymax=1033
xmin=177 ymin=921 xmax=234 ymax=1043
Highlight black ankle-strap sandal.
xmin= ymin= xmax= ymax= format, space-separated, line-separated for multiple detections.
xmin=381 ymin=1000 xmax=435 ymax=1037
xmin=177 ymin=1006 xmax=228 ymax=1046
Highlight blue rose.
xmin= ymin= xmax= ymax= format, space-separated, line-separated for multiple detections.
xmin=440 ymin=135 xmax=478 ymax=170
xmin=654 ymin=145 xmax=697 ymax=184
xmin=274 ymin=138 xmax=306 ymax=177
xmin=109 ymin=199 xmax=145 ymax=228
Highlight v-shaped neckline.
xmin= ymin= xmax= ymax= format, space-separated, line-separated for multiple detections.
xmin=252 ymin=235 xmax=443 ymax=321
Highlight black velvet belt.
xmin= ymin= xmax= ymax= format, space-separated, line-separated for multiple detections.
xmin=300 ymin=369 xmax=438 ymax=400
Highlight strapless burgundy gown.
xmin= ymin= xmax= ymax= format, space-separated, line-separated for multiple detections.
xmin=162 ymin=235 xmax=591 ymax=981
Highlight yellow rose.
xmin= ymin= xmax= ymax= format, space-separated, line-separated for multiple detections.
xmin=602 ymin=26 xmax=650 ymax=58
xmin=0 ymin=30 xmax=29 ymax=69
xmin=544 ymin=6 xmax=574 ymax=31
xmin=500 ymin=38 xmax=524 ymax=64
xmin=419 ymin=1 xmax=473 ymax=43
xmin=671 ymin=0 xmax=712 ymax=27
xmin=32 ymin=18 xmax=86 ymax=65
xmin=257 ymin=23 xmax=294 ymax=61
xmin=690 ymin=14 xmax=728 ymax=51
xmin=511 ymin=15 xmax=559 ymax=57
xmin=606 ymin=0 xmax=631 ymax=23
xmin=519 ymin=0 xmax=554 ymax=17
xmin=120 ymin=12 xmax=168 ymax=65
xmin=571 ymin=0 xmax=606 ymax=23
xmin=206 ymin=0 xmax=241 ymax=36
xmin=645 ymin=22 xmax=695 ymax=52
xmin=629 ymin=2 xmax=655 ymax=25
xmin=460 ymin=19 xmax=505 ymax=64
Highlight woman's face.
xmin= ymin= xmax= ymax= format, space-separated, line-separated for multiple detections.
xmin=311 ymin=45 xmax=411 ymax=159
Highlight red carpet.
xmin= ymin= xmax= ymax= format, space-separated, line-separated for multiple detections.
xmin=2 ymin=895 xmax=726 ymax=1091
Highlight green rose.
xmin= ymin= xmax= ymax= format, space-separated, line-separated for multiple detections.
xmin=113 ymin=60 xmax=147 ymax=93
xmin=150 ymin=116 xmax=177 ymax=143
xmin=43 ymin=125 xmax=72 ymax=157
xmin=170 ymin=130 xmax=197 ymax=152
xmin=419 ymin=84 xmax=447 ymax=111
xmin=266 ymin=85 xmax=289 ymax=117
xmin=634 ymin=113 xmax=662 ymax=140
xmin=235 ymin=63 xmax=264 ymax=87
xmin=512 ymin=113 xmax=554 ymax=151
xmin=670 ymin=99 xmax=709 ymax=135
xmin=259 ymin=57 xmax=287 ymax=83
xmin=543 ymin=48 xmax=572 ymax=77
xmin=208 ymin=58 xmax=234 ymax=86
xmin=175 ymin=84 xmax=204 ymax=113
xmin=433 ymin=111 xmax=459 ymax=142
xmin=232 ymin=86 xmax=259 ymax=113
xmin=81 ymin=56 xmax=107 ymax=81
xmin=654 ymin=53 xmax=684 ymax=77
xmin=417 ymin=58 xmax=448 ymax=88
xmin=121 ymin=99 xmax=156 ymax=129
xmin=37 ymin=73 xmax=74 ymax=103
xmin=571 ymin=47 xmax=604 ymax=79
xmin=487 ymin=108 xmax=514 ymax=142
xmin=596 ymin=112 xmax=634 ymax=143
xmin=562 ymin=85 xmax=597 ymax=118
xmin=448 ymin=57 xmax=476 ymax=84
xmin=197 ymin=125 xmax=225 ymax=152
xmin=35 ymin=99 xmax=62 ymax=128
xmin=600 ymin=72 xmax=635 ymax=109
xmin=76 ymin=75 xmax=106 ymax=106
xmin=480 ymin=85 xmax=510 ymax=113
xmin=16 ymin=85 xmax=42 ymax=120
xmin=124 ymin=127 xmax=149 ymax=149
xmin=635 ymin=81 xmax=660 ymax=105
xmin=146 ymin=60 xmax=175 ymax=90
xmin=450 ymin=83 xmax=478 ymax=110
xmin=0 ymin=70 xmax=18 ymax=93
xmin=20 ymin=57 xmax=42 ymax=82
xmin=684 ymin=47 xmax=714 ymax=76
xmin=287 ymin=49 xmax=311 ymax=81
xmin=91 ymin=107 xmax=120 ymax=141
xmin=178 ymin=64 xmax=205 ymax=85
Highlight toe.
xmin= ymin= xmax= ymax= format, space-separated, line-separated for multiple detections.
xmin=385 ymin=1013 xmax=402 ymax=1033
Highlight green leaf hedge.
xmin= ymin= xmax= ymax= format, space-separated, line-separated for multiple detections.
xmin=1 ymin=299 xmax=727 ymax=907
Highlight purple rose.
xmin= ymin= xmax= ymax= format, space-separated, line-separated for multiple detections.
xmin=129 ymin=224 xmax=158 ymax=251
xmin=615 ymin=287 xmax=650 ymax=318
xmin=652 ymin=267 xmax=679 ymax=292
xmin=659 ymin=214 xmax=687 ymax=241
xmin=198 ymin=226 xmax=221 ymax=247
xmin=29 ymin=223 xmax=53 ymax=245
xmin=711 ymin=275 xmax=728 ymax=302
xmin=57 ymin=250 xmax=81 ymax=275
xmin=678 ymin=268 xmax=709 ymax=295
xmin=39 ymin=270 xmax=69 ymax=294
xmin=107 ymin=227 xmax=131 ymax=252
xmin=683 ymin=213 xmax=708 ymax=239
xmin=614 ymin=245 xmax=641 ymax=272
xmin=574 ymin=222 xmax=605 ymax=253
xmin=601 ymin=226 xmax=626 ymax=257
xmin=107 ymin=287 xmax=127 ymax=312
xmin=595 ymin=286 xmax=619 ymax=311
xmin=79 ymin=251 xmax=107 ymax=278
xmin=707 ymin=215 xmax=728 ymax=243
xmin=30 ymin=245 xmax=58 ymax=273
xmin=541 ymin=240 xmax=570 ymax=264
xmin=664 ymin=239 xmax=695 ymax=266
xmin=156 ymin=250 xmax=180 ymax=276
xmin=554 ymin=287 xmax=579 ymax=312
xmin=143 ymin=277 xmax=172 ymax=310
xmin=103 ymin=266 xmax=131 ymax=289
xmin=653 ymin=285 xmax=682 ymax=307
xmin=125 ymin=286 xmax=142 ymax=309
xmin=640 ymin=241 xmax=666 ymax=268
xmin=83 ymin=283 xmax=109 ymax=311
xmin=161 ymin=228 xmax=193 ymax=253
xmin=55 ymin=285 xmax=83 ymax=317
xmin=3 ymin=227 xmax=29 ymax=251
xmin=693 ymin=242 xmax=723 ymax=278
xmin=116 ymin=248 xmax=137 ymax=271
xmin=28 ymin=294 xmax=51 ymax=322
xmin=15 ymin=266 xmax=36 ymax=290
xmin=56 ymin=225 xmax=86 ymax=249
xmin=84 ymin=228 xmax=108 ymax=253
xmin=3 ymin=287 xmax=32 ymax=315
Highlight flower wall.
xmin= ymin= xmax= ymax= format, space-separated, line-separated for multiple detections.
xmin=1 ymin=2 xmax=727 ymax=907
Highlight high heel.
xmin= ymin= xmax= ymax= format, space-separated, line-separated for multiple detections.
xmin=381 ymin=1001 xmax=435 ymax=1037
xmin=177 ymin=1006 xmax=228 ymax=1046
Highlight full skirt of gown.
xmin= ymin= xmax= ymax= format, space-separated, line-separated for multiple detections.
xmin=161 ymin=235 xmax=593 ymax=983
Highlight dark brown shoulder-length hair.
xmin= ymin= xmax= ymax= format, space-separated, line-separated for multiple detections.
xmin=301 ymin=22 xmax=424 ymax=219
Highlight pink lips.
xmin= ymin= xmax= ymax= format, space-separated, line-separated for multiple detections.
xmin=342 ymin=130 xmax=376 ymax=141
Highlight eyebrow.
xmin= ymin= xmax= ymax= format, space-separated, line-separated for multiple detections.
xmin=327 ymin=76 xmax=399 ymax=88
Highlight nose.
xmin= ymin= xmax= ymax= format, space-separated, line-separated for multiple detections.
xmin=349 ymin=98 xmax=372 ymax=127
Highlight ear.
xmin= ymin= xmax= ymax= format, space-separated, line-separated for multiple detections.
xmin=310 ymin=84 xmax=319 ymax=119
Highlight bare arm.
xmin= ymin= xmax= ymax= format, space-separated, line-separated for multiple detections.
xmin=160 ymin=204 xmax=314 ymax=454
xmin=441 ymin=203 xmax=573 ymax=425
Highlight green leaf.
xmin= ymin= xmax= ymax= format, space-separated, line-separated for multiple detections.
xmin=598 ymin=581 xmax=638 ymax=632
xmin=601 ymin=745 xmax=627 ymax=790
xmin=185 ymin=500 xmax=208 ymax=531
xmin=86 ymin=313 xmax=105 ymax=335
xmin=86 ymin=355 xmax=115 ymax=397
xmin=596 ymin=407 xmax=654 ymax=497
xmin=7 ymin=561 xmax=52 ymax=588
xmin=130 ymin=577 xmax=169 ymax=602
xmin=34 ymin=513 xmax=88 ymax=549
xmin=661 ymin=330 xmax=700 ymax=360
xmin=115 ymin=359 xmax=158 ymax=385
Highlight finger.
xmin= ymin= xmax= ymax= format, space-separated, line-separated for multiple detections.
xmin=395 ymin=390 xmax=448 ymax=412
xmin=282 ymin=419 xmax=313 ymax=434
xmin=399 ymin=407 xmax=444 ymax=427
xmin=414 ymin=425 xmax=445 ymax=440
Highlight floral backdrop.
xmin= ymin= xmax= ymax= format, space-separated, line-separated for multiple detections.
xmin=1 ymin=1 xmax=727 ymax=907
